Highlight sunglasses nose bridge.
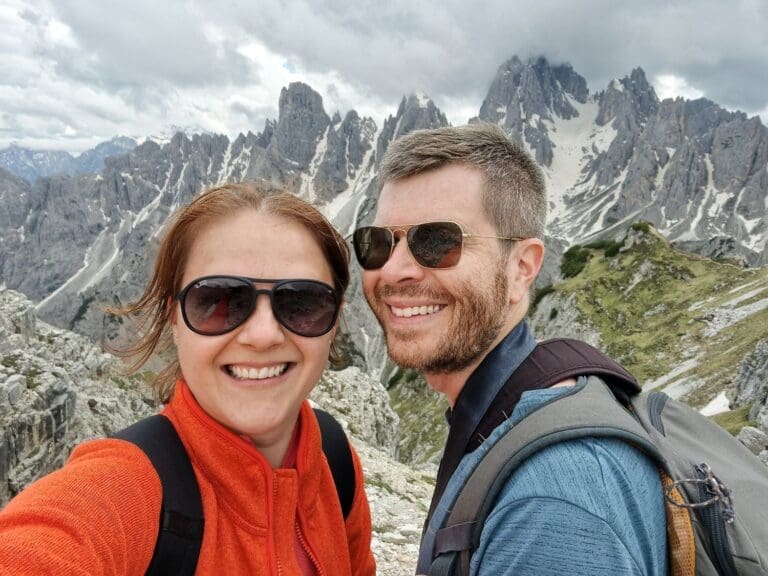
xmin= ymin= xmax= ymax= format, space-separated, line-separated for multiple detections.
xmin=235 ymin=289 xmax=286 ymax=344
xmin=377 ymin=226 xmax=427 ymax=280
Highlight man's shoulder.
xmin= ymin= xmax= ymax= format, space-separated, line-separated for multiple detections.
xmin=475 ymin=435 xmax=667 ymax=575
xmin=495 ymin=433 xmax=661 ymax=509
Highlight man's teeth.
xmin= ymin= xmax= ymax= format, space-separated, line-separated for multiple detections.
xmin=391 ymin=305 xmax=442 ymax=318
xmin=229 ymin=364 xmax=288 ymax=380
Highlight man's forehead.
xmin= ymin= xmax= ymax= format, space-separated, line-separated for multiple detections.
xmin=375 ymin=167 xmax=485 ymax=224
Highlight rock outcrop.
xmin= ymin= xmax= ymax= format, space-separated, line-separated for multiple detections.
xmin=734 ymin=338 xmax=768 ymax=434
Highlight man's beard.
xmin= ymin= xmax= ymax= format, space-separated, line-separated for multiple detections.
xmin=368 ymin=266 xmax=508 ymax=374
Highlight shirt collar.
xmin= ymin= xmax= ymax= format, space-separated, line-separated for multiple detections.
xmin=448 ymin=320 xmax=536 ymax=435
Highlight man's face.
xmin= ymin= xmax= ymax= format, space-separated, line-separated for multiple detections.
xmin=361 ymin=164 xmax=513 ymax=375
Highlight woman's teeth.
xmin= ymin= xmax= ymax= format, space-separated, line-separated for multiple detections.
xmin=228 ymin=364 xmax=288 ymax=380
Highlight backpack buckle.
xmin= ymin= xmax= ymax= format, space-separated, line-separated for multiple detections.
xmin=664 ymin=462 xmax=735 ymax=524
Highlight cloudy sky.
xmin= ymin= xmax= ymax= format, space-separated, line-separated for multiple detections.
xmin=2 ymin=0 xmax=767 ymax=153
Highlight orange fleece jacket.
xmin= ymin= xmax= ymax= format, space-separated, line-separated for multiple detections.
xmin=0 ymin=380 xmax=376 ymax=576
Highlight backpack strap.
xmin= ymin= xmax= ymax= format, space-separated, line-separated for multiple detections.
xmin=113 ymin=415 xmax=204 ymax=576
xmin=429 ymin=377 xmax=665 ymax=576
xmin=116 ymin=409 xmax=355 ymax=576
xmin=467 ymin=338 xmax=641 ymax=453
xmin=314 ymin=408 xmax=356 ymax=519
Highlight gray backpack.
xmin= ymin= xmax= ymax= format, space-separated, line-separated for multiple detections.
xmin=429 ymin=349 xmax=768 ymax=576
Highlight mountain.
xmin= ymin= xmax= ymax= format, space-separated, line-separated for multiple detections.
xmin=1 ymin=56 xmax=768 ymax=464
xmin=475 ymin=57 xmax=768 ymax=267
xmin=0 ymin=136 xmax=138 ymax=183
xmin=0 ymin=284 xmax=430 ymax=575
xmin=0 ymin=83 xmax=447 ymax=380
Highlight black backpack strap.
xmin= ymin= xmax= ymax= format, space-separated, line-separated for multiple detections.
xmin=314 ymin=408 xmax=356 ymax=519
xmin=116 ymin=410 xmax=354 ymax=576
xmin=430 ymin=377 xmax=663 ymax=576
xmin=467 ymin=338 xmax=641 ymax=452
xmin=114 ymin=415 xmax=204 ymax=576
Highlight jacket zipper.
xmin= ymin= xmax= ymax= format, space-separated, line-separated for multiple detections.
xmin=268 ymin=466 xmax=280 ymax=576
xmin=296 ymin=521 xmax=324 ymax=575
xmin=694 ymin=464 xmax=737 ymax=576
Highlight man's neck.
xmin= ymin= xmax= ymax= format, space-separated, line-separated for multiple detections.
xmin=424 ymin=364 xmax=480 ymax=408
xmin=424 ymin=311 xmax=527 ymax=407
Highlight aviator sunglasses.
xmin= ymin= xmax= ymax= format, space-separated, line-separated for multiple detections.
xmin=352 ymin=221 xmax=524 ymax=270
xmin=176 ymin=276 xmax=340 ymax=337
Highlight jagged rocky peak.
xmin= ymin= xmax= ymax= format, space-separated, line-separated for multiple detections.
xmin=313 ymin=108 xmax=377 ymax=202
xmin=650 ymin=97 xmax=744 ymax=148
xmin=475 ymin=56 xmax=590 ymax=166
xmin=477 ymin=56 xmax=588 ymax=127
xmin=256 ymin=118 xmax=277 ymax=148
xmin=273 ymin=82 xmax=331 ymax=168
xmin=376 ymin=92 xmax=449 ymax=162
xmin=596 ymin=67 xmax=659 ymax=127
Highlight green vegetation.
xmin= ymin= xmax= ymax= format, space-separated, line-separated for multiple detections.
xmin=557 ymin=224 xmax=768 ymax=407
xmin=711 ymin=407 xmax=755 ymax=436
xmin=25 ymin=366 xmax=41 ymax=389
xmin=2 ymin=354 xmax=19 ymax=370
xmin=631 ymin=221 xmax=652 ymax=233
xmin=70 ymin=294 xmax=96 ymax=330
xmin=561 ymin=245 xmax=591 ymax=278
xmin=585 ymin=238 xmax=624 ymax=257
xmin=388 ymin=368 xmax=449 ymax=466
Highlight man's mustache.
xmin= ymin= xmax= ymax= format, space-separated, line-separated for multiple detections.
xmin=374 ymin=284 xmax=451 ymax=301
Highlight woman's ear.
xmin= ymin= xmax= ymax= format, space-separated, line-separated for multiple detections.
xmin=327 ymin=304 xmax=344 ymax=365
xmin=168 ymin=298 xmax=179 ymax=341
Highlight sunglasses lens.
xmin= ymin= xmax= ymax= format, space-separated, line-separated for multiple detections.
xmin=182 ymin=277 xmax=253 ymax=335
xmin=353 ymin=226 xmax=393 ymax=270
xmin=409 ymin=221 xmax=463 ymax=268
xmin=273 ymin=281 xmax=339 ymax=337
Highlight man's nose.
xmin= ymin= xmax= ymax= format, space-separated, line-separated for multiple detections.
xmin=378 ymin=232 xmax=426 ymax=284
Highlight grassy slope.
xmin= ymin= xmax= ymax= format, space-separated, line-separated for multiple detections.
xmin=557 ymin=227 xmax=768 ymax=408
xmin=388 ymin=369 xmax=447 ymax=467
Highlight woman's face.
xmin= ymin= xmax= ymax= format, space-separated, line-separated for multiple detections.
xmin=172 ymin=209 xmax=337 ymax=450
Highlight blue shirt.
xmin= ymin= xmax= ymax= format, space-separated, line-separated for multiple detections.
xmin=418 ymin=382 xmax=668 ymax=575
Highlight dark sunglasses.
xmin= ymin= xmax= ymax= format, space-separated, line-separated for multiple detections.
xmin=352 ymin=221 xmax=524 ymax=270
xmin=176 ymin=276 xmax=340 ymax=337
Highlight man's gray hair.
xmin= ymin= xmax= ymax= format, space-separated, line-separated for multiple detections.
xmin=378 ymin=123 xmax=546 ymax=241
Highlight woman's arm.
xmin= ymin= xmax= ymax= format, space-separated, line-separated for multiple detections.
xmin=0 ymin=438 xmax=163 ymax=576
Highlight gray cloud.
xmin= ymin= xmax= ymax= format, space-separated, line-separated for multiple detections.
xmin=44 ymin=1 xmax=256 ymax=91
xmin=2 ymin=0 xmax=766 ymax=152
xmin=204 ymin=0 xmax=768 ymax=116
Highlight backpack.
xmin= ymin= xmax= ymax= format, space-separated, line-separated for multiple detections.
xmin=427 ymin=339 xmax=768 ymax=576
xmin=114 ymin=408 xmax=355 ymax=575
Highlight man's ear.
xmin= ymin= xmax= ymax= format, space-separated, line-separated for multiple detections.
xmin=507 ymin=238 xmax=545 ymax=305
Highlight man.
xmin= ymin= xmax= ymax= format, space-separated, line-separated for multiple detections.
xmin=353 ymin=124 xmax=667 ymax=575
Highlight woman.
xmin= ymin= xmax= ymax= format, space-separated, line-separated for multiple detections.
xmin=0 ymin=182 xmax=376 ymax=575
